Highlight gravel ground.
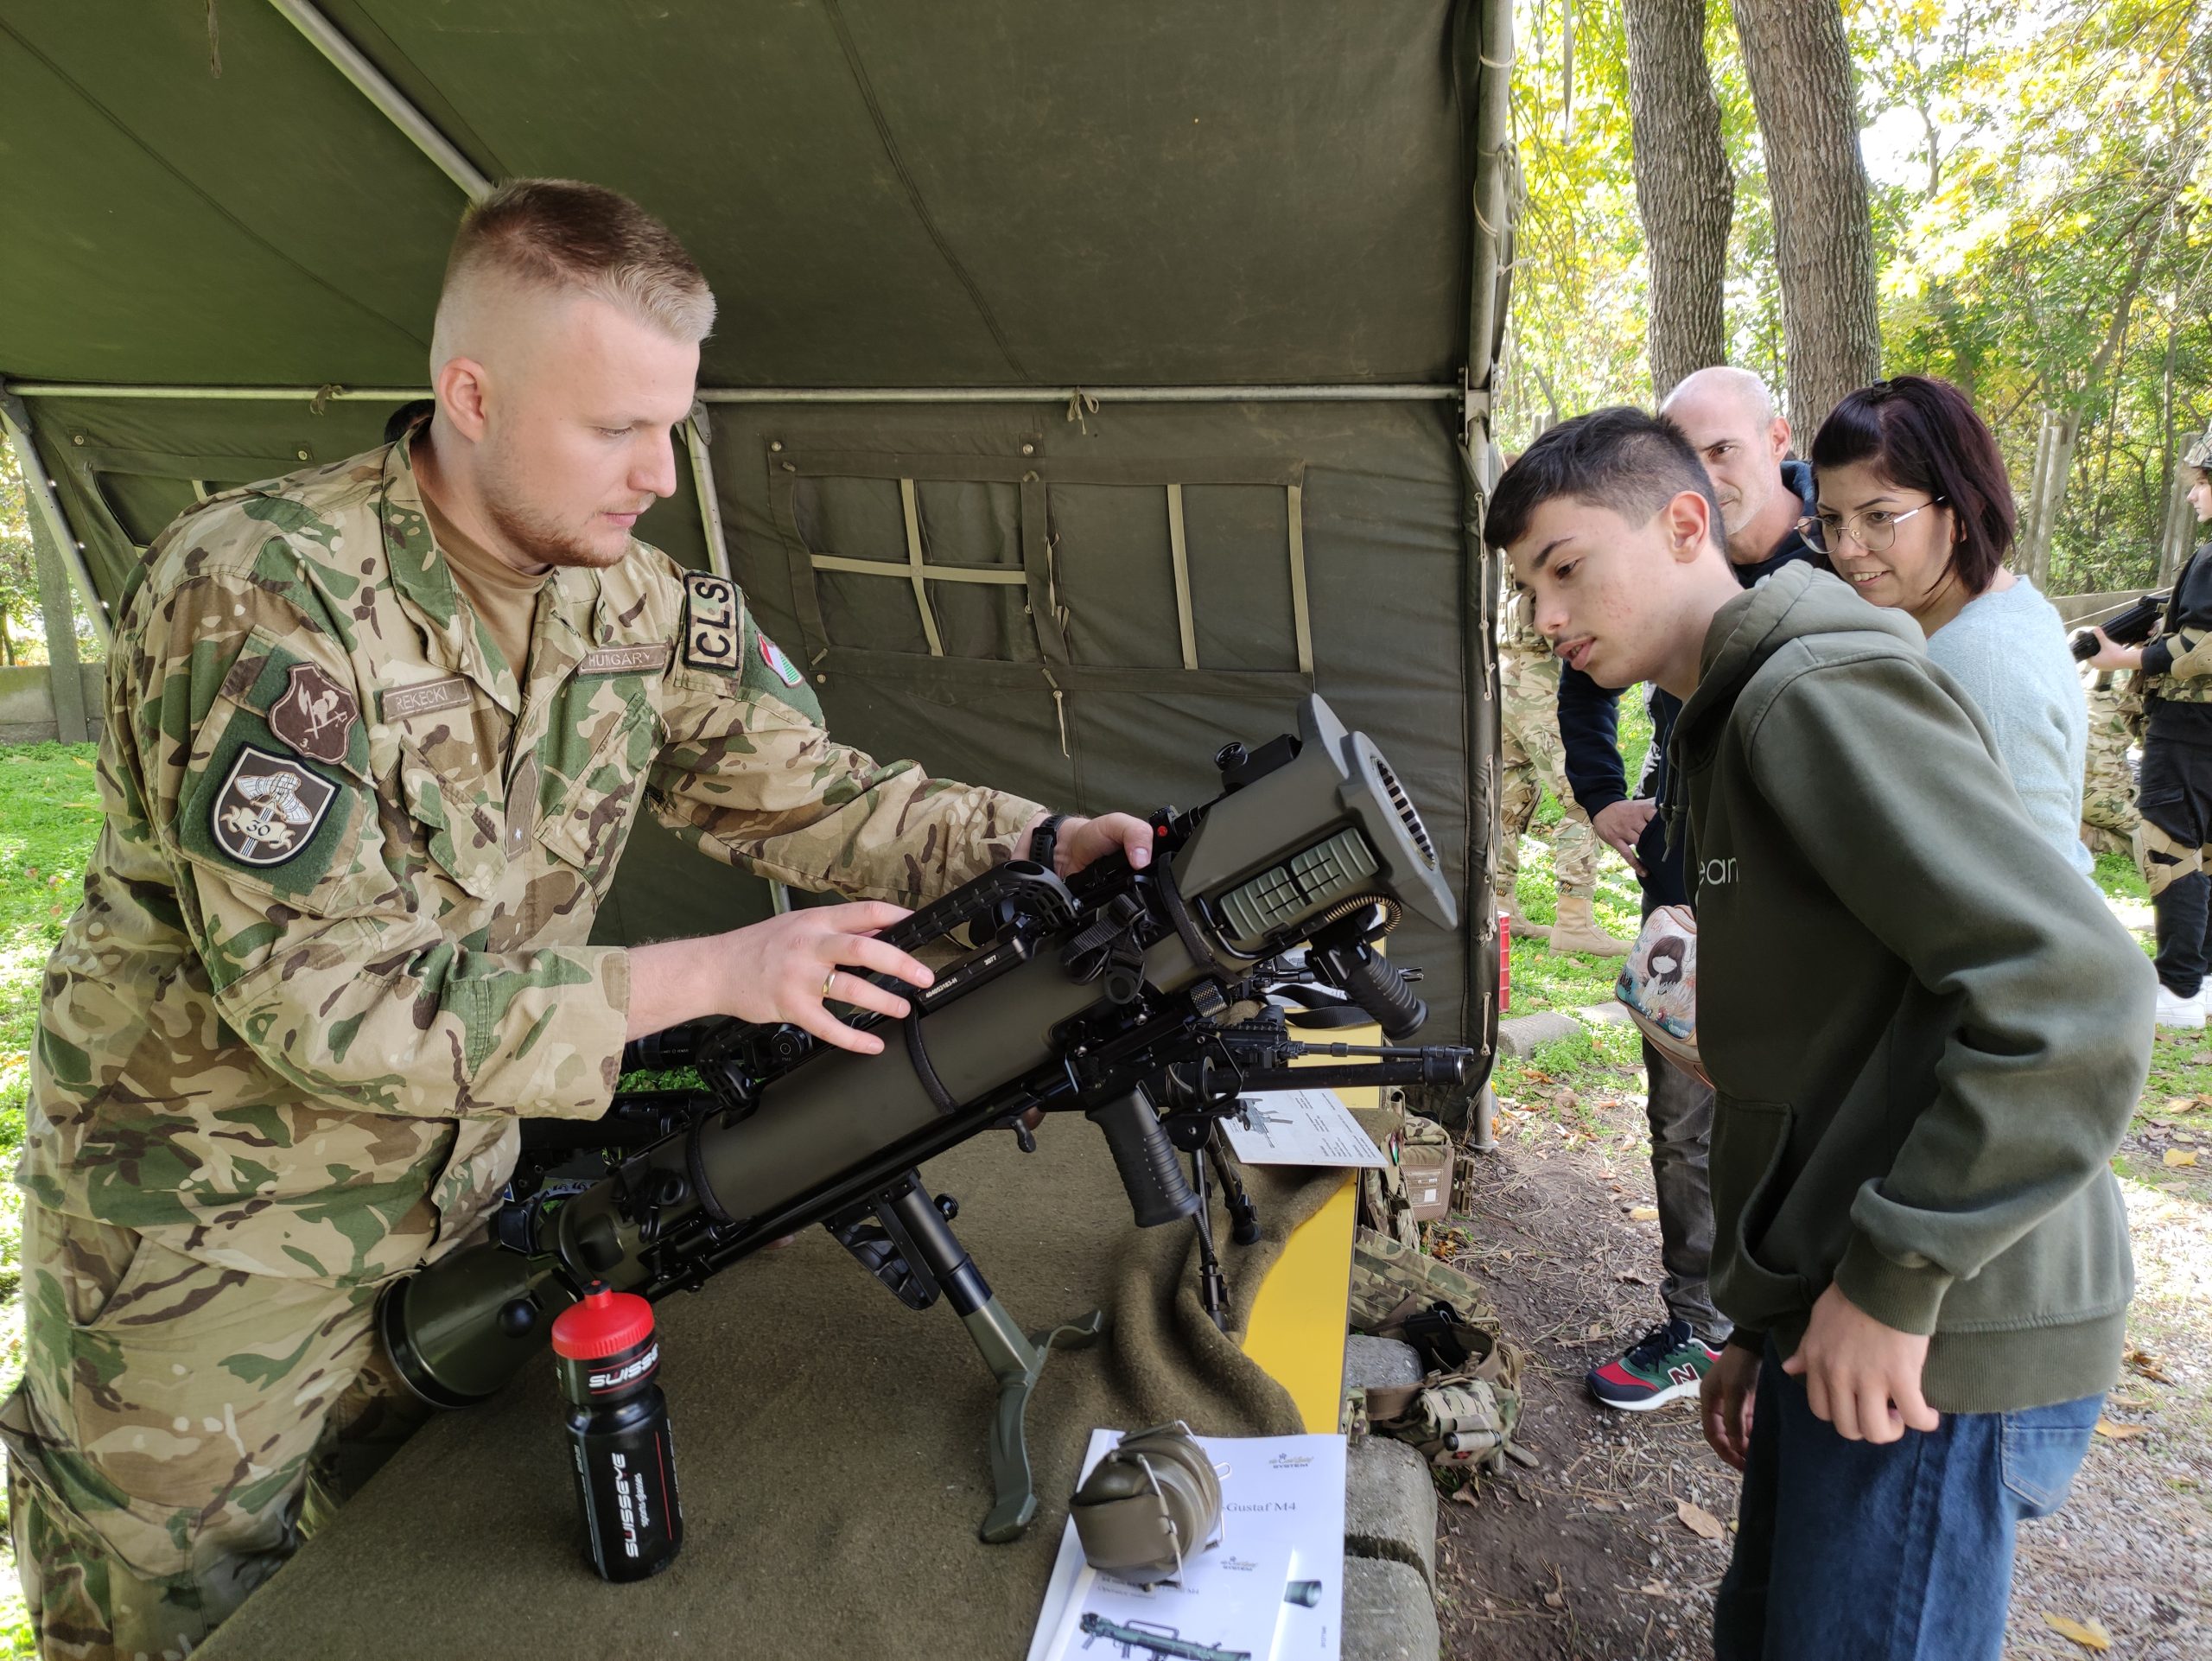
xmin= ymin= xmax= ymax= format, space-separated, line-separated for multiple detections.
xmin=1432 ymin=1031 xmax=2212 ymax=1660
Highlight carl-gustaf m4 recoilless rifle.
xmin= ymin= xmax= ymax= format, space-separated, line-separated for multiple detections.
xmin=378 ymin=696 xmax=1471 ymax=1541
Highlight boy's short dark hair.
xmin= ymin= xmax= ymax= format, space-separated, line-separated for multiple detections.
xmin=1808 ymin=376 xmax=2015 ymax=595
xmin=1486 ymin=405 xmax=1724 ymax=553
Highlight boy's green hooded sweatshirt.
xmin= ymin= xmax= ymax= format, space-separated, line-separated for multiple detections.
xmin=1672 ymin=564 xmax=2152 ymax=1414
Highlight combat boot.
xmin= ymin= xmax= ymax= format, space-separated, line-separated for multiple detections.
xmin=1548 ymin=894 xmax=1629 ymax=958
xmin=1491 ymin=889 xmax=1548 ymax=945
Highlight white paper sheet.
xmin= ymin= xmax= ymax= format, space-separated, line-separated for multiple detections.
xmin=1219 ymin=1089 xmax=1387 ymax=1169
xmin=1028 ymin=1429 xmax=1346 ymax=1661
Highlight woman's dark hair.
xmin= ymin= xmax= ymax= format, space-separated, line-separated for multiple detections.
xmin=1808 ymin=375 xmax=2017 ymax=595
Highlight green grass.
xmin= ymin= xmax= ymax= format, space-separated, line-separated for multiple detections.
xmin=0 ymin=741 xmax=101 ymax=1655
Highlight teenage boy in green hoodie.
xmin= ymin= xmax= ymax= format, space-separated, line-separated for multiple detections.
xmin=1489 ymin=406 xmax=2152 ymax=1661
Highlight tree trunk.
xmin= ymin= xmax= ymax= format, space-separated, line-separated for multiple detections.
xmin=1624 ymin=0 xmax=1733 ymax=401
xmin=2023 ymin=409 xmax=2082 ymax=590
xmin=1728 ymin=0 xmax=1883 ymax=438
xmin=2159 ymin=462 xmax=2198 ymax=588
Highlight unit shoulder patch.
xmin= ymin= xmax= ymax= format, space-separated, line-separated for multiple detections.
xmin=209 ymin=746 xmax=339 ymax=866
xmin=682 ymin=572 xmax=741 ymax=671
xmin=267 ymin=662 xmax=359 ymax=763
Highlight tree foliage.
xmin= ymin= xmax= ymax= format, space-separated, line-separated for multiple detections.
xmin=1503 ymin=0 xmax=2212 ymax=593
xmin=0 ymin=442 xmax=41 ymax=667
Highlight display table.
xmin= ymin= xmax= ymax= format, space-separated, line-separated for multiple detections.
xmin=198 ymin=1120 xmax=1350 ymax=1659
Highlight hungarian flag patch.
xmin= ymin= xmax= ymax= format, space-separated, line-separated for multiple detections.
xmin=759 ymin=633 xmax=803 ymax=688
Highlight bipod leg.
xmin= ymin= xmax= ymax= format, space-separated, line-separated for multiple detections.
xmin=1189 ymin=1146 xmax=1230 ymax=1330
xmin=1206 ymin=1126 xmax=1262 ymax=1245
xmin=880 ymin=1177 xmax=1105 ymax=1543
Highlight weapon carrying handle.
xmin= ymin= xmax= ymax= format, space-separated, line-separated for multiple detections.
xmin=1087 ymin=1092 xmax=1202 ymax=1229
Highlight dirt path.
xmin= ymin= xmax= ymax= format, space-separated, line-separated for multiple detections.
xmin=1428 ymin=1062 xmax=2212 ymax=1660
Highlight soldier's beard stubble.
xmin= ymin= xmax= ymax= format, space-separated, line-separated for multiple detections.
xmin=478 ymin=439 xmax=636 ymax=572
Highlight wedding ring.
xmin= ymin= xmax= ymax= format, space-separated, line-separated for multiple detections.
xmin=822 ymin=969 xmax=838 ymax=1000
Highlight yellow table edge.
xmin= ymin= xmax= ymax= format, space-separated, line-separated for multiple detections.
xmin=1241 ymin=1172 xmax=1355 ymax=1433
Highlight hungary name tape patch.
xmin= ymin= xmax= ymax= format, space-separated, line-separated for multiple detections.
xmin=210 ymin=745 xmax=338 ymax=866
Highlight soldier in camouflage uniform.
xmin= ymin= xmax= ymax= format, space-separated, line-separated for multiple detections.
xmin=2 ymin=181 xmax=1154 ymax=1660
xmin=1497 ymin=584 xmax=1629 ymax=955
xmin=2079 ymin=665 xmax=2140 ymax=856
xmin=2088 ymin=429 xmax=2212 ymax=1028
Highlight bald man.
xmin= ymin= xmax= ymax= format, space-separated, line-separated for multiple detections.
xmin=1556 ymin=367 xmax=1820 ymax=1410
xmin=2 ymin=179 xmax=1153 ymax=1659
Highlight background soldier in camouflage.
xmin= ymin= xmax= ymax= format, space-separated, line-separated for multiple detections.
xmin=2079 ymin=663 xmax=2140 ymax=856
xmin=2 ymin=181 xmax=1155 ymax=1661
xmin=2088 ymin=429 xmax=2212 ymax=1029
xmin=1497 ymin=583 xmax=1630 ymax=955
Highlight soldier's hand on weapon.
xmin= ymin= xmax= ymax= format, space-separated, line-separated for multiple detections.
xmin=2082 ymin=627 xmax=2144 ymax=672
xmin=1700 ymin=1341 xmax=1759 ymax=1472
xmin=1592 ymin=798 xmax=1656 ymax=876
xmin=625 ymin=903 xmax=934 ymax=1054
xmin=1043 ymin=813 xmax=1157 ymax=876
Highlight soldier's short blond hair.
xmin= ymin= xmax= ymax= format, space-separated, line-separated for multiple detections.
xmin=435 ymin=178 xmax=715 ymax=353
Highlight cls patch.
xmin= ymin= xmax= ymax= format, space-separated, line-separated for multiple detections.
xmin=683 ymin=572 xmax=741 ymax=671
xmin=267 ymin=662 xmax=359 ymax=763
xmin=210 ymin=745 xmax=338 ymax=866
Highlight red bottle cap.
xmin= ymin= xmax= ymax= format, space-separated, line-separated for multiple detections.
xmin=550 ymin=1284 xmax=655 ymax=1359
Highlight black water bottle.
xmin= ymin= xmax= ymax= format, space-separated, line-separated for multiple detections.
xmin=550 ymin=1282 xmax=683 ymax=1581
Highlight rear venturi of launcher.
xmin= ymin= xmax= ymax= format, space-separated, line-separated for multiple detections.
xmin=378 ymin=695 xmax=1461 ymax=1542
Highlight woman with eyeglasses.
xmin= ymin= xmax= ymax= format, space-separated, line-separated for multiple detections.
xmin=1805 ymin=375 xmax=2093 ymax=876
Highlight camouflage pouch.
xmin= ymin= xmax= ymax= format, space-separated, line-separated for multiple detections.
xmin=1363 ymin=1323 xmax=1534 ymax=1474
xmin=1348 ymin=1225 xmax=1494 ymax=1332
xmin=1397 ymin=1113 xmax=1453 ymax=1223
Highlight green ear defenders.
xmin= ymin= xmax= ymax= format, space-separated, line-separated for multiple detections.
xmin=1069 ymin=1422 xmax=1224 ymax=1585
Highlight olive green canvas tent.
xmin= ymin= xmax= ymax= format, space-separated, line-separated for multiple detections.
xmin=0 ymin=0 xmax=1514 ymax=1072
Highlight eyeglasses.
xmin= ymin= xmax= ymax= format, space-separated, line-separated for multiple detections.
xmin=1796 ymin=499 xmax=1943 ymax=555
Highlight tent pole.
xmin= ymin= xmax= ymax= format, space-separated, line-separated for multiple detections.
xmin=4 ymin=380 xmax=1457 ymax=405
xmin=267 ymin=0 xmax=492 ymax=200
xmin=1 ymin=393 xmax=112 ymax=652
xmin=681 ymin=406 xmax=734 ymax=580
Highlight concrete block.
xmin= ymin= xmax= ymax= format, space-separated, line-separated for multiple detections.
xmin=1495 ymin=1009 xmax=1580 ymax=1058
xmin=1342 ymin=1336 xmax=1422 ymax=1394
xmin=1340 ymin=1556 xmax=1440 ymax=1661
xmin=1575 ymin=1000 xmax=1633 ymax=1028
xmin=1344 ymin=1435 xmax=1436 ymax=1587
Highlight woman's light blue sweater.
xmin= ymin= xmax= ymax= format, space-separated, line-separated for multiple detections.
xmin=1927 ymin=580 xmax=2094 ymax=876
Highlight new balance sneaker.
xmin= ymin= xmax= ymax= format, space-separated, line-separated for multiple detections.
xmin=1586 ymin=1319 xmax=1721 ymax=1410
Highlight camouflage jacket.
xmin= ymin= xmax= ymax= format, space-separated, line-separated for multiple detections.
xmin=1497 ymin=584 xmax=1560 ymax=683
xmin=23 ymin=440 xmax=1043 ymax=1284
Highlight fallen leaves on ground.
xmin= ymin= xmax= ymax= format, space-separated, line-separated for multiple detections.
xmin=1676 ymin=1499 xmax=1727 ymax=1540
xmin=2094 ymin=1418 xmax=2149 ymax=1441
xmin=2126 ymin=1348 xmax=2173 ymax=1384
xmin=2041 ymin=1612 xmax=2113 ymax=1651
xmin=2163 ymin=1147 xmax=2198 ymax=1168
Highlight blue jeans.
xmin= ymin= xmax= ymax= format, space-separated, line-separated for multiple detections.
xmin=1713 ymin=1340 xmax=2101 ymax=1661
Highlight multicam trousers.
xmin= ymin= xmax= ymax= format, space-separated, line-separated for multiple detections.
xmin=2137 ymin=735 xmax=2212 ymax=998
xmin=1498 ymin=659 xmax=1598 ymax=901
xmin=1 ymin=1200 xmax=429 ymax=1660
xmin=2081 ymin=672 xmax=2140 ymax=848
